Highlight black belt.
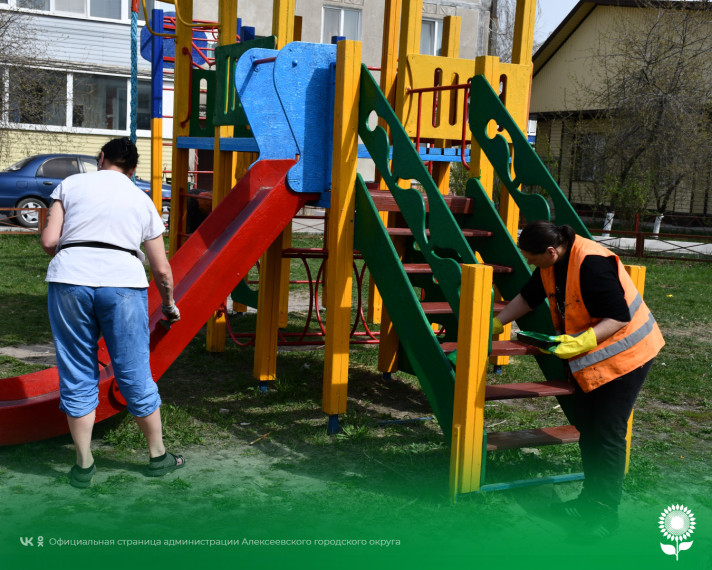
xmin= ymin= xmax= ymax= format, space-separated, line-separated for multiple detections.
xmin=57 ymin=241 xmax=139 ymax=258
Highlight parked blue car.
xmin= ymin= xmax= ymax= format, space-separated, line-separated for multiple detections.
xmin=0 ymin=153 xmax=171 ymax=228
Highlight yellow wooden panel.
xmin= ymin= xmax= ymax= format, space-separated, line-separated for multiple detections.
xmin=450 ymin=264 xmax=493 ymax=495
xmin=323 ymin=40 xmax=361 ymax=414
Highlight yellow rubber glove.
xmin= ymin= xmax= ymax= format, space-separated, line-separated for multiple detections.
xmin=549 ymin=328 xmax=597 ymax=359
xmin=492 ymin=317 xmax=504 ymax=336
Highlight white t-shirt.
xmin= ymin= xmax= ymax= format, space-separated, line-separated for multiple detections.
xmin=46 ymin=170 xmax=165 ymax=288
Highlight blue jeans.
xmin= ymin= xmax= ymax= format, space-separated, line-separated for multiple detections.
xmin=48 ymin=283 xmax=161 ymax=418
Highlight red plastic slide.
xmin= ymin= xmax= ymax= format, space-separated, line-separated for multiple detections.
xmin=0 ymin=159 xmax=317 ymax=446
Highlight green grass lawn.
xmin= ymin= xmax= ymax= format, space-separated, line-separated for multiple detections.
xmin=1 ymin=234 xmax=710 ymax=569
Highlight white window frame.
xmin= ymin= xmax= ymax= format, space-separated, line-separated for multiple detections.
xmin=1 ymin=0 xmax=167 ymax=23
xmin=421 ymin=18 xmax=443 ymax=56
xmin=321 ymin=6 xmax=362 ymax=44
xmin=0 ymin=65 xmax=151 ymax=136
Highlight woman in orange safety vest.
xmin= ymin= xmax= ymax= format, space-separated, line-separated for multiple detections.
xmin=494 ymin=220 xmax=664 ymax=537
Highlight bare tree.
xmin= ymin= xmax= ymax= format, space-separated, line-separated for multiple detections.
xmin=489 ymin=0 xmax=543 ymax=62
xmin=0 ymin=7 xmax=68 ymax=164
xmin=571 ymin=0 xmax=712 ymax=221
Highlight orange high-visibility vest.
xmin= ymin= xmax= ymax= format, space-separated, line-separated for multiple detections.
xmin=540 ymin=237 xmax=665 ymax=392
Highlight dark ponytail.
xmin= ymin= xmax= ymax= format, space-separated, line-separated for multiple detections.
xmin=99 ymin=137 xmax=139 ymax=173
xmin=518 ymin=220 xmax=575 ymax=254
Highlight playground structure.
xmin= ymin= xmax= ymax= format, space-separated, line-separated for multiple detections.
xmin=0 ymin=0 xmax=650 ymax=500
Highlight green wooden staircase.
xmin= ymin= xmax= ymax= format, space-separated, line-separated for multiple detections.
xmin=354 ymin=66 xmax=592 ymax=487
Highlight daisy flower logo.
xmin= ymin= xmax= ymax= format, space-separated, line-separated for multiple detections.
xmin=659 ymin=504 xmax=695 ymax=560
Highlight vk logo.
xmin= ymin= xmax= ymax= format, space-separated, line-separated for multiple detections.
xmin=20 ymin=537 xmax=34 ymax=546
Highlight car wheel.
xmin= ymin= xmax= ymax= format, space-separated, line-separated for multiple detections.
xmin=15 ymin=197 xmax=47 ymax=228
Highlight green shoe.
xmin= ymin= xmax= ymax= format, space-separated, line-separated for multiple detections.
xmin=146 ymin=452 xmax=185 ymax=477
xmin=70 ymin=464 xmax=96 ymax=489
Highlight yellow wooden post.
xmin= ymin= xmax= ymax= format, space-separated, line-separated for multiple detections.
xmin=253 ymin=0 xmax=296 ymax=383
xmin=274 ymin=0 xmax=295 ymax=329
xmin=498 ymin=0 xmax=537 ymax=241
xmin=367 ymin=0 xmax=401 ymax=326
xmin=150 ymin=116 xmax=164 ymax=219
xmin=206 ymin=0 xmax=238 ymax=352
xmin=168 ymin=0 xmax=193 ymax=257
xmin=449 ymin=264 xmax=493 ymax=499
xmin=322 ymin=40 xmax=361 ymax=416
xmin=470 ymin=56 xmax=499 ymax=200
xmin=469 ymin=56 xmax=509 ymax=365
xmin=623 ymin=264 xmax=646 ymax=473
xmin=432 ymin=15 xmax=460 ymax=195
xmin=253 ymin=236 xmax=283 ymax=382
xmin=511 ymin=0 xmax=537 ymax=67
xmin=378 ymin=0 xmax=422 ymax=375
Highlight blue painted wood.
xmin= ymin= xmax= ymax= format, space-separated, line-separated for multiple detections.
xmin=357 ymin=144 xmax=471 ymax=162
xmin=176 ymin=136 xmax=259 ymax=152
xmin=234 ymin=48 xmax=299 ymax=162
xmin=475 ymin=472 xmax=585 ymax=493
xmin=274 ymin=42 xmax=336 ymax=205
xmin=150 ymin=9 xmax=164 ymax=119
xmin=327 ymin=414 xmax=340 ymax=435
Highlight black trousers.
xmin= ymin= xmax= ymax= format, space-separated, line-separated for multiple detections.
xmin=573 ymin=359 xmax=654 ymax=508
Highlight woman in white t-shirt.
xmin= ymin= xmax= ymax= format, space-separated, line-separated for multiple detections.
xmin=41 ymin=137 xmax=185 ymax=488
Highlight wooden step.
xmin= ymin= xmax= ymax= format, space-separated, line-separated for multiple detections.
xmin=387 ymin=227 xmax=492 ymax=238
xmin=441 ymin=340 xmax=541 ymax=356
xmin=368 ymin=190 xmax=474 ymax=214
xmin=486 ymin=425 xmax=580 ymax=451
xmin=490 ymin=340 xmax=543 ymax=356
xmin=402 ymin=262 xmax=512 ymax=275
xmin=485 ymin=380 xmax=574 ymax=401
xmin=423 ymin=301 xmax=507 ymax=317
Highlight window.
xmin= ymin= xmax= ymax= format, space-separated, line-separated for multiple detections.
xmin=8 ymin=68 xmax=66 ymax=126
xmin=321 ymin=6 xmax=361 ymax=44
xmin=17 ymin=0 xmax=49 ymax=9
xmin=73 ymin=74 xmax=127 ymax=130
xmin=80 ymin=156 xmax=98 ymax=172
xmin=6 ymin=66 xmax=149 ymax=133
xmin=421 ymin=19 xmax=443 ymax=55
xmin=90 ymin=0 xmax=120 ymax=20
xmin=37 ymin=156 xmax=81 ymax=179
xmin=136 ymin=80 xmax=151 ymax=130
xmin=128 ymin=0 xmax=154 ymax=21
xmin=14 ymin=0 xmax=127 ymax=19
xmin=55 ymin=0 xmax=84 ymax=15
xmin=575 ymin=133 xmax=606 ymax=182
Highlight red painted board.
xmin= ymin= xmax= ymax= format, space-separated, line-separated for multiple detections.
xmin=0 ymin=159 xmax=316 ymax=446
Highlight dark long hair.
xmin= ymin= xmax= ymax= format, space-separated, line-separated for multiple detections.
xmin=518 ymin=220 xmax=575 ymax=254
xmin=99 ymin=137 xmax=139 ymax=173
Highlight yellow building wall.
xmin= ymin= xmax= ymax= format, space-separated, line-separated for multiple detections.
xmin=532 ymin=6 xmax=634 ymax=114
xmin=0 ymin=131 xmax=171 ymax=183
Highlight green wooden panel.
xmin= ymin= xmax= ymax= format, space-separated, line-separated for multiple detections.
xmin=354 ymin=176 xmax=455 ymax=436
xmin=189 ymin=68 xmax=217 ymax=137
xmin=468 ymin=75 xmax=592 ymax=239
xmin=358 ymin=65 xmax=477 ymax=318
xmin=461 ymin=176 xmax=574 ymax=421
xmin=213 ymin=36 xmax=277 ymax=136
